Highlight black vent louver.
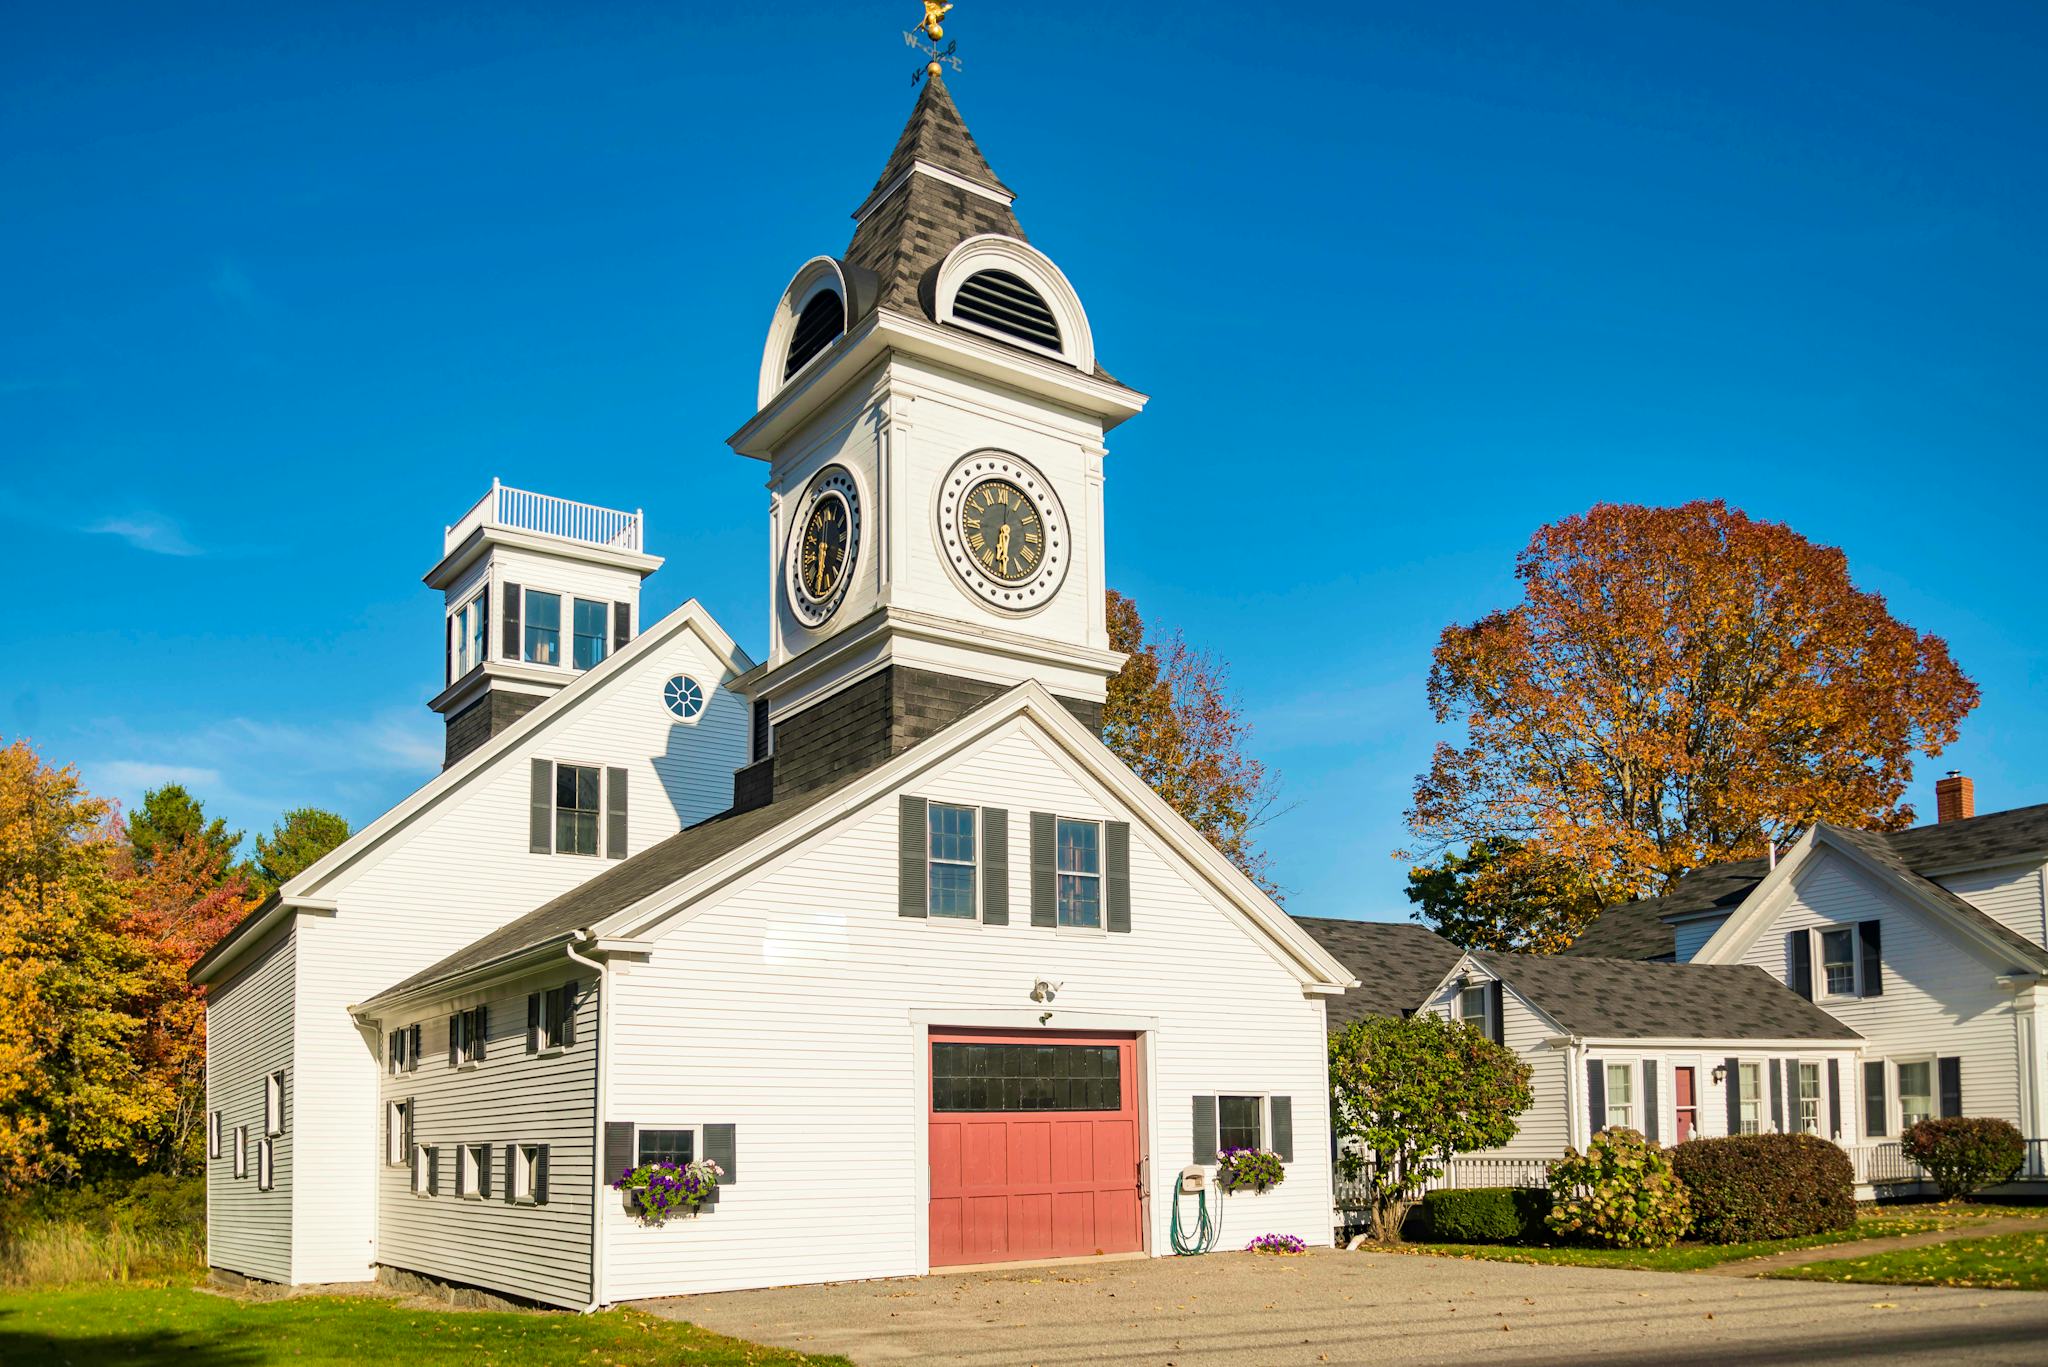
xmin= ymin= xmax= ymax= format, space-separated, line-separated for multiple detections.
xmin=784 ymin=290 xmax=846 ymax=379
xmin=951 ymin=270 xmax=1061 ymax=352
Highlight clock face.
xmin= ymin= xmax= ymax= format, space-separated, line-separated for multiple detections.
xmin=784 ymin=465 xmax=861 ymax=626
xmin=936 ymin=452 xmax=1069 ymax=612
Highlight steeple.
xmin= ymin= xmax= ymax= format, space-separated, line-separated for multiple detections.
xmin=845 ymin=75 xmax=1026 ymax=320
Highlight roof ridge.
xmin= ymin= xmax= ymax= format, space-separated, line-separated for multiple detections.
xmin=856 ymin=74 xmax=1012 ymax=213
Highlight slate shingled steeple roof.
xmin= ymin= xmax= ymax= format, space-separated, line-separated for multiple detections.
xmin=845 ymin=75 xmax=1027 ymax=321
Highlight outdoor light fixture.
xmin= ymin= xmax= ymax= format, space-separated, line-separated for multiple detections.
xmin=1712 ymin=1064 xmax=1728 ymax=1085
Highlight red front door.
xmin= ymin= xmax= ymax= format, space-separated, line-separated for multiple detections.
xmin=1674 ymin=1067 xmax=1698 ymax=1143
xmin=928 ymin=1031 xmax=1142 ymax=1266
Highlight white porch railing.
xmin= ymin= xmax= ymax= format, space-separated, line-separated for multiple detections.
xmin=1334 ymin=1155 xmax=1551 ymax=1211
xmin=443 ymin=479 xmax=644 ymax=555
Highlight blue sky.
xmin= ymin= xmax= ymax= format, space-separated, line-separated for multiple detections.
xmin=4 ymin=2 xmax=2044 ymax=921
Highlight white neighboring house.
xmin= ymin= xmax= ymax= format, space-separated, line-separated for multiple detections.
xmin=1570 ymin=777 xmax=2048 ymax=1191
xmin=198 ymin=74 xmax=1356 ymax=1307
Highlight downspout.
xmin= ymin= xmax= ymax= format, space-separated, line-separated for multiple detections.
xmin=565 ymin=930 xmax=609 ymax=1313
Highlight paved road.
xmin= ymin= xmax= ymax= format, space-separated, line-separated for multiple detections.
xmin=647 ymin=1248 xmax=2048 ymax=1366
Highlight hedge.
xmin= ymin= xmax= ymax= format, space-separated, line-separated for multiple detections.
xmin=1902 ymin=1117 xmax=2026 ymax=1198
xmin=1422 ymin=1186 xmax=1553 ymax=1244
xmin=1668 ymin=1132 xmax=1854 ymax=1244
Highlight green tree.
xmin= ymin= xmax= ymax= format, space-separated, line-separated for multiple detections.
xmin=1404 ymin=837 xmax=1606 ymax=953
xmin=249 ymin=807 xmax=351 ymax=895
xmin=126 ymin=784 xmax=240 ymax=875
xmin=1102 ymin=590 xmax=1282 ymax=897
xmin=1329 ymin=1012 xmax=1533 ymax=1241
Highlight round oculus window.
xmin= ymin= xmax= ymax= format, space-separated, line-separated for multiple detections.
xmin=935 ymin=452 xmax=1068 ymax=611
xmin=663 ymin=675 xmax=705 ymax=721
xmin=784 ymin=464 xmax=862 ymax=627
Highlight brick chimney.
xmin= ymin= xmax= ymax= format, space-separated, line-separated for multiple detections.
xmin=1936 ymin=770 xmax=1975 ymax=824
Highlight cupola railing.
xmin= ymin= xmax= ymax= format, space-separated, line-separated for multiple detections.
xmin=444 ymin=479 xmax=644 ymax=556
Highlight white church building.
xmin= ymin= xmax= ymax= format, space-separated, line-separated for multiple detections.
xmin=192 ymin=76 xmax=1356 ymax=1309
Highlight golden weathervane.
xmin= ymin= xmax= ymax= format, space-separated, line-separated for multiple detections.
xmin=905 ymin=2 xmax=962 ymax=84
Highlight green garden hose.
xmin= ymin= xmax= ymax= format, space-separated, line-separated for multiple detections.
xmin=1170 ymin=1182 xmax=1220 ymax=1255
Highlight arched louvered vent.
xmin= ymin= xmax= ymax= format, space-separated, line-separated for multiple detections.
xmin=952 ymin=270 xmax=1062 ymax=353
xmin=784 ymin=290 xmax=845 ymax=379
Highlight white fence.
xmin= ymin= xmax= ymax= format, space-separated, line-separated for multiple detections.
xmin=443 ymin=480 xmax=644 ymax=555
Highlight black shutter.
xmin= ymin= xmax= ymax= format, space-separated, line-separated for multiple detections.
xmin=602 ymin=1122 xmax=635 ymax=1185
xmin=475 ymin=1005 xmax=488 ymax=1061
xmin=560 ymin=982 xmax=577 ymax=1047
xmin=1586 ymin=1060 xmax=1607 ymax=1134
xmin=503 ymin=583 xmax=522 ymax=660
xmin=1788 ymin=931 xmax=1813 ymax=999
xmin=1859 ymin=920 xmax=1883 ymax=997
xmin=1030 ymin=812 xmax=1056 ymax=927
xmin=478 ymin=1143 xmax=491 ymax=1198
xmin=1105 ymin=821 xmax=1131 ymax=933
xmin=1485 ymin=981 xmax=1505 ymax=1046
xmin=529 ymin=759 xmax=553 ymax=854
xmin=1725 ymin=1057 xmax=1742 ymax=1135
xmin=750 ymin=699 xmax=770 ymax=762
xmin=445 ymin=615 xmax=455 ymax=685
xmin=898 ymin=796 xmax=928 ymax=917
xmin=480 ymin=585 xmax=490 ymax=663
xmin=1828 ymin=1059 xmax=1842 ymax=1137
xmin=1643 ymin=1061 xmax=1660 ymax=1144
xmin=1864 ymin=1060 xmax=1887 ymax=1137
xmin=527 ymin=994 xmax=540 ymax=1054
xmin=1938 ymin=1056 xmax=1962 ymax=1118
xmin=447 ymin=1015 xmax=460 ymax=1068
xmin=706 ymin=1123 xmax=737 ymax=1184
xmin=428 ymin=1146 xmax=441 ymax=1195
xmin=612 ymin=600 xmax=630 ymax=652
xmin=408 ymin=1024 xmax=420 ymax=1072
xmin=1769 ymin=1059 xmax=1784 ymax=1132
xmin=1192 ymin=1096 xmax=1217 ymax=1164
xmin=404 ymin=1102 xmax=417 ymax=1180
xmin=504 ymin=1145 xmax=518 ymax=1203
xmin=982 ymin=808 xmax=1009 ymax=925
xmin=534 ymin=1145 xmax=550 ymax=1205
xmin=1270 ymin=1096 xmax=1293 ymax=1162
xmin=605 ymin=766 xmax=628 ymax=860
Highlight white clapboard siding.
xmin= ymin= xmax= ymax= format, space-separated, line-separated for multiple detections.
xmin=375 ymin=975 xmax=599 ymax=1309
xmin=1671 ymin=917 xmax=1726 ymax=963
xmin=283 ymin=617 xmax=747 ymax=1283
xmin=1940 ymin=863 xmax=2048 ymax=950
xmin=1738 ymin=850 xmax=2022 ymax=1126
xmin=600 ymin=723 xmax=1333 ymax=1302
xmin=206 ymin=923 xmax=295 ymax=1281
xmin=1576 ymin=1045 xmax=1862 ymax=1148
xmin=1421 ymin=976 xmax=1570 ymax=1160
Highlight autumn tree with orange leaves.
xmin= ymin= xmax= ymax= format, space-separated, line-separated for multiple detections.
xmin=1406 ymin=501 xmax=1978 ymax=952
xmin=1103 ymin=590 xmax=1282 ymax=898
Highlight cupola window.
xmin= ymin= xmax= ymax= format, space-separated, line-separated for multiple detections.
xmin=951 ymin=270 xmax=1061 ymax=352
xmin=784 ymin=289 xmax=845 ymax=379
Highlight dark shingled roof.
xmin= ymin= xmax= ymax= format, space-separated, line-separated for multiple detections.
xmin=1476 ymin=953 xmax=1861 ymax=1042
xmin=1565 ymin=803 xmax=2048 ymax=963
xmin=367 ymin=759 xmax=886 ymax=1004
xmin=1289 ymin=917 xmax=1464 ymax=1029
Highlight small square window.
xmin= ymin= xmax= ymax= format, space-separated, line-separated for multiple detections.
xmin=927 ymin=804 xmax=978 ymax=919
xmin=386 ymin=1101 xmax=410 ymax=1167
xmin=1456 ymin=984 xmax=1487 ymax=1025
xmin=524 ymin=590 xmax=562 ymax=665
xmin=1218 ymin=1095 xmax=1263 ymax=1152
xmin=451 ymin=1006 xmax=488 ymax=1066
xmin=459 ymin=1143 xmax=488 ymax=1200
xmin=234 ymin=1126 xmax=248 ymax=1180
xmin=413 ymin=1145 xmax=434 ymax=1197
xmin=1056 ymin=818 xmax=1101 ymax=929
xmin=512 ymin=1144 xmax=548 ymax=1205
xmin=637 ymin=1128 xmax=696 ymax=1168
xmin=265 ymin=1071 xmax=286 ymax=1136
xmin=555 ymin=765 xmax=602 ymax=857
xmin=1820 ymin=927 xmax=1857 ymax=996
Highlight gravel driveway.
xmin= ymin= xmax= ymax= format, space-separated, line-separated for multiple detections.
xmin=644 ymin=1248 xmax=2048 ymax=1366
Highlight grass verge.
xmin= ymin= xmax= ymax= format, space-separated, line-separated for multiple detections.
xmin=1380 ymin=1202 xmax=2047 ymax=1273
xmin=0 ymin=1280 xmax=854 ymax=1366
xmin=1772 ymin=1231 xmax=2048 ymax=1291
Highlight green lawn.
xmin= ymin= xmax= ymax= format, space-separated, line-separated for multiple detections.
xmin=1386 ymin=1202 xmax=2048 ymax=1273
xmin=1774 ymin=1230 xmax=2048 ymax=1292
xmin=0 ymin=1279 xmax=854 ymax=1367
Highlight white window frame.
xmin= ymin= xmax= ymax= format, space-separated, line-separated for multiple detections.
xmin=450 ymin=590 xmax=486 ymax=677
xmin=386 ymin=1100 xmax=409 ymax=1167
xmin=207 ymin=1109 xmax=221 ymax=1160
xmin=1216 ymin=1093 xmax=1268 ymax=1154
xmin=1603 ymin=1060 xmax=1637 ymax=1132
xmin=1797 ymin=1062 xmax=1823 ymax=1135
xmin=256 ymin=1138 xmax=274 ymax=1191
xmin=635 ymin=1125 xmax=702 ymax=1169
xmin=1455 ymin=982 xmax=1488 ymax=1027
xmin=925 ymin=802 xmax=981 ymax=922
xmin=1895 ymin=1056 xmax=1937 ymax=1131
xmin=413 ymin=1145 xmax=434 ymax=1197
xmin=458 ymin=1142 xmax=488 ymax=1200
xmin=1813 ymin=924 xmax=1862 ymax=999
xmin=264 ymin=1070 xmax=285 ymax=1137
xmin=535 ymin=985 xmax=572 ymax=1054
xmin=1737 ymin=1062 xmax=1763 ymax=1134
xmin=511 ymin=1143 xmax=547 ymax=1205
xmin=523 ymin=588 xmax=563 ymax=667
xmin=571 ymin=597 xmax=610 ymax=671
xmin=1055 ymin=815 xmax=1105 ymax=932
xmin=234 ymin=1126 xmax=248 ymax=1179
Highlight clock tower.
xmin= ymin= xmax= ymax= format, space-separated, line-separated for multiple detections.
xmin=726 ymin=75 xmax=1145 ymax=801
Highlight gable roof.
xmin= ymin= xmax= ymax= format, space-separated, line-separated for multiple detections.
xmin=1290 ymin=917 xmax=1464 ymax=1029
xmin=360 ymin=682 xmax=1359 ymax=1012
xmin=1566 ymin=804 xmax=2048 ymax=964
xmin=1473 ymin=953 xmax=1861 ymax=1042
xmin=191 ymin=599 xmax=753 ymax=985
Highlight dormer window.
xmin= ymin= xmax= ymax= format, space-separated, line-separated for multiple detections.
xmin=952 ymin=270 xmax=1061 ymax=352
xmin=784 ymin=289 xmax=845 ymax=379
xmin=523 ymin=590 xmax=561 ymax=666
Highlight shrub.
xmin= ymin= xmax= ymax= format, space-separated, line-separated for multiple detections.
xmin=1669 ymin=1132 xmax=1854 ymax=1244
xmin=0 ymin=1175 xmax=206 ymax=1287
xmin=1902 ymin=1117 xmax=2026 ymax=1199
xmin=1546 ymin=1128 xmax=1690 ymax=1249
xmin=1423 ymin=1186 xmax=1553 ymax=1244
xmin=1216 ymin=1147 xmax=1286 ymax=1195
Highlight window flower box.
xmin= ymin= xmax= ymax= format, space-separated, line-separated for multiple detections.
xmin=615 ymin=1158 xmax=724 ymax=1224
xmin=1215 ymin=1146 xmax=1286 ymax=1195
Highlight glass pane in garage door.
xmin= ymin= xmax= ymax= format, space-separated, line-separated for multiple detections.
xmin=932 ymin=1043 xmax=1123 ymax=1112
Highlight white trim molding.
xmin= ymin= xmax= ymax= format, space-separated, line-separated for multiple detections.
xmin=758 ymin=257 xmax=851 ymax=409
xmin=934 ymin=235 xmax=1094 ymax=373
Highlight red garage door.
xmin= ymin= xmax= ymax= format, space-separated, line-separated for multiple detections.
xmin=928 ymin=1031 xmax=1142 ymax=1266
